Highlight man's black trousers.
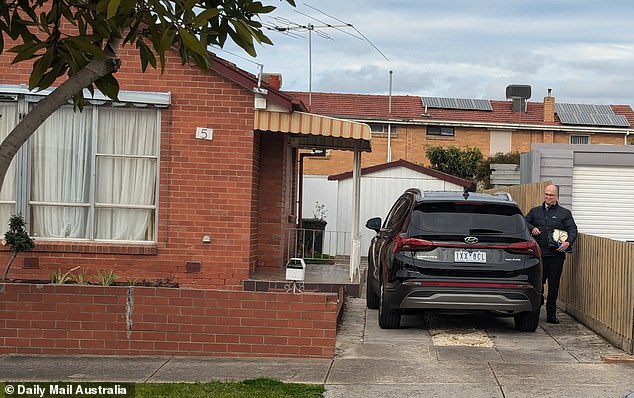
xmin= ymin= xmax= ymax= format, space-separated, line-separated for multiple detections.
xmin=542 ymin=255 xmax=566 ymax=314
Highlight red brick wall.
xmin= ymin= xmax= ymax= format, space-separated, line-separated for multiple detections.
xmin=0 ymin=283 xmax=338 ymax=358
xmin=0 ymin=40 xmax=288 ymax=288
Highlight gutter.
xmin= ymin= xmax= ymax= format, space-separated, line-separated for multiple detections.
xmin=343 ymin=116 xmax=634 ymax=135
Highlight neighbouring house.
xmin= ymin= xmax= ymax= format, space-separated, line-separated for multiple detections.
xmin=521 ymin=143 xmax=634 ymax=242
xmin=290 ymin=87 xmax=634 ymax=249
xmin=303 ymin=159 xmax=471 ymax=256
xmin=288 ymin=87 xmax=634 ymax=177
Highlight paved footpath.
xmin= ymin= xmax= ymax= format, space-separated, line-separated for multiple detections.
xmin=1 ymin=296 xmax=633 ymax=398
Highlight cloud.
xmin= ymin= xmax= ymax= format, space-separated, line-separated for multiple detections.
xmin=220 ymin=0 xmax=634 ymax=107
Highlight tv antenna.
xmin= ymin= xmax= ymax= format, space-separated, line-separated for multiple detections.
xmin=265 ymin=4 xmax=388 ymax=109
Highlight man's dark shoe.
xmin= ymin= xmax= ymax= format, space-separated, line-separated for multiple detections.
xmin=546 ymin=315 xmax=560 ymax=324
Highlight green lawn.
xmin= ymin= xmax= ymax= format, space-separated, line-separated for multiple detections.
xmin=136 ymin=379 xmax=324 ymax=398
xmin=1 ymin=379 xmax=325 ymax=398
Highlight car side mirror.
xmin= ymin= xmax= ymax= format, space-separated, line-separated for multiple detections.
xmin=365 ymin=217 xmax=382 ymax=233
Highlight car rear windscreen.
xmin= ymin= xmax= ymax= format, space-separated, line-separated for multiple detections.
xmin=409 ymin=202 xmax=526 ymax=235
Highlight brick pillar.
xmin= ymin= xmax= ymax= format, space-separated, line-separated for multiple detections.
xmin=257 ymin=133 xmax=292 ymax=269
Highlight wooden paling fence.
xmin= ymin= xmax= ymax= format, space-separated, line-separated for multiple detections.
xmin=482 ymin=181 xmax=550 ymax=215
xmin=483 ymin=181 xmax=634 ymax=354
xmin=559 ymin=234 xmax=634 ymax=354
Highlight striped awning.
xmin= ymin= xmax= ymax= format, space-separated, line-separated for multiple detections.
xmin=254 ymin=110 xmax=371 ymax=152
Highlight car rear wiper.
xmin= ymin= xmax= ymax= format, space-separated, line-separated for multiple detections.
xmin=469 ymin=228 xmax=503 ymax=234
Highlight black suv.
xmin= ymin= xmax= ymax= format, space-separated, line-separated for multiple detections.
xmin=365 ymin=189 xmax=543 ymax=332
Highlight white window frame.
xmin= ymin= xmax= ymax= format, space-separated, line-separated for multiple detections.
xmin=427 ymin=125 xmax=455 ymax=137
xmin=368 ymin=123 xmax=398 ymax=137
xmin=570 ymin=135 xmax=590 ymax=144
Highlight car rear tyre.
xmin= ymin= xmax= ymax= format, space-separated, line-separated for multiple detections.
xmin=378 ymin=282 xmax=400 ymax=329
xmin=366 ymin=267 xmax=379 ymax=309
xmin=514 ymin=309 xmax=540 ymax=332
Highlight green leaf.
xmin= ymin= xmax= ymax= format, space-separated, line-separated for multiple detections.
xmin=118 ymin=0 xmax=137 ymax=15
xmin=60 ymin=4 xmax=75 ymax=22
xmin=32 ymin=47 xmax=55 ymax=78
xmin=0 ymin=1 xmax=10 ymax=22
xmin=71 ymin=92 xmax=85 ymax=111
xmin=17 ymin=0 xmax=37 ymax=20
xmin=177 ymin=27 xmax=208 ymax=57
xmin=123 ymin=18 xmax=142 ymax=45
xmin=227 ymin=22 xmax=256 ymax=57
xmin=192 ymin=8 xmax=220 ymax=28
xmin=35 ymin=69 xmax=60 ymax=91
xmin=65 ymin=37 xmax=106 ymax=59
xmin=107 ymin=0 xmax=122 ymax=19
xmin=94 ymin=73 xmax=120 ymax=101
xmin=10 ymin=41 xmax=45 ymax=63
xmin=137 ymin=40 xmax=157 ymax=71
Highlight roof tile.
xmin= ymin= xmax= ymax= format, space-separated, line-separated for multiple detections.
xmin=286 ymin=91 xmax=634 ymax=128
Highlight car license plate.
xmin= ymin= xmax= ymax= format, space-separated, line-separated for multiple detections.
xmin=455 ymin=250 xmax=486 ymax=263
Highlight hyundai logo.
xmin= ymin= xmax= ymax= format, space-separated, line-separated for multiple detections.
xmin=464 ymin=236 xmax=478 ymax=244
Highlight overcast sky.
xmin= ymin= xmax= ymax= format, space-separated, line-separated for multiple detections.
xmin=219 ymin=0 xmax=634 ymax=106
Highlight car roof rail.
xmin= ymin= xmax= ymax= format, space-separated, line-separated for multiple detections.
xmin=492 ymin=191 xmax=513 ymax=201
xmin=405 ymin=188 xmax=422 ymax=196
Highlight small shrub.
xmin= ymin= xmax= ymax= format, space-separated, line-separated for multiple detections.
xmin=71 ymin=269 xmax=88 ymax=285
xmin=313 ymin=201 xmax=327 ymax=222
xmin=95 ymin=270 xmax=118 ymax=286
xmin=138 ymin=278 xmax=179 ymax=288
xmin=51 ymin=266 xmax=80 ymax=284
xmin=2 ymin=214 xmax=35 ymax=280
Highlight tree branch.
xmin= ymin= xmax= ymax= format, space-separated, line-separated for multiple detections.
xmin=0 ymin=38 xmax=121 ymax=192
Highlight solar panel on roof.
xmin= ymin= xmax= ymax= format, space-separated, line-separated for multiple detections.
xmin=421 ymin=97 xmax=492 ymax=111
xmin=555 ymin=102 xmax=630 ymax=127
xmin=556 ymin=103 xmax=614 ymax=115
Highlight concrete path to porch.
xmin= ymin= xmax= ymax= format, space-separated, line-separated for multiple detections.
xmin=244 ymin=257 xmax=362 ymax=297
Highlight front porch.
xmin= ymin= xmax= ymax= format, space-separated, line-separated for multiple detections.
xmin=244 ymin=256 xmax=365 ymax=298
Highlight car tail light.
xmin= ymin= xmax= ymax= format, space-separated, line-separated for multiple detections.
xmin=393 ymin=236 xmax=435 ymax=252
xmin=506 ymin=241 xmax=541 ymax=256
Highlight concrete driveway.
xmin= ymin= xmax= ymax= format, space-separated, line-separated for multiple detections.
xmin=327 ymin=297 xmax=634 ymax=398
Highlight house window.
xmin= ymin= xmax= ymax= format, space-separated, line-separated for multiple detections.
xmin=427 ymin=126 xmax=455 ymax=137
xmin=1 ymin=100 xmax=160 ymax=242
xmin=368 ymin=123 xmax=398 ymax=137
xmin=570 ymin=135 xmax=590 ymax=144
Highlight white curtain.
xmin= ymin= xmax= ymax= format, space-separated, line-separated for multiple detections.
xmin=0 ymin=103 xmax=18 ymax=235
xmin=30 ymin=106 xmax=92 ymax=238
xmin=95 ymin=108 xmax=157 ymax=240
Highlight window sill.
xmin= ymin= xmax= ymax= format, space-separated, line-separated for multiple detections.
xmin=23 ymin=241 xmax=158 ymax=255
xmin=426 ymin=135 xmax=455 ymax=140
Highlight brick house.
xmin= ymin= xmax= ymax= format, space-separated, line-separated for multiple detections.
xmin=0 ymin=45 xmax=371 ymax=289
xmin=288 ymin=90 xmax=634 ymax=176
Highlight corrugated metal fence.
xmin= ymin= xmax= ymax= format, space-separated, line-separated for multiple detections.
xmin=484 ymin=181 xmax=634 ymax=354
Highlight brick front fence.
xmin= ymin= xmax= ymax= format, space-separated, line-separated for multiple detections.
xmin=0 ymin=284 xmax=340 ymax=358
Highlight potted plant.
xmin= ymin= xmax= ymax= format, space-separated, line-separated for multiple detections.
xmin=301 ymin=202 xmax=328 ymax=258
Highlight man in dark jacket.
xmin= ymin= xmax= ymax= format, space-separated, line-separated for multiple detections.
xmin=525 ymin=184 xmax=578 ymax=324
